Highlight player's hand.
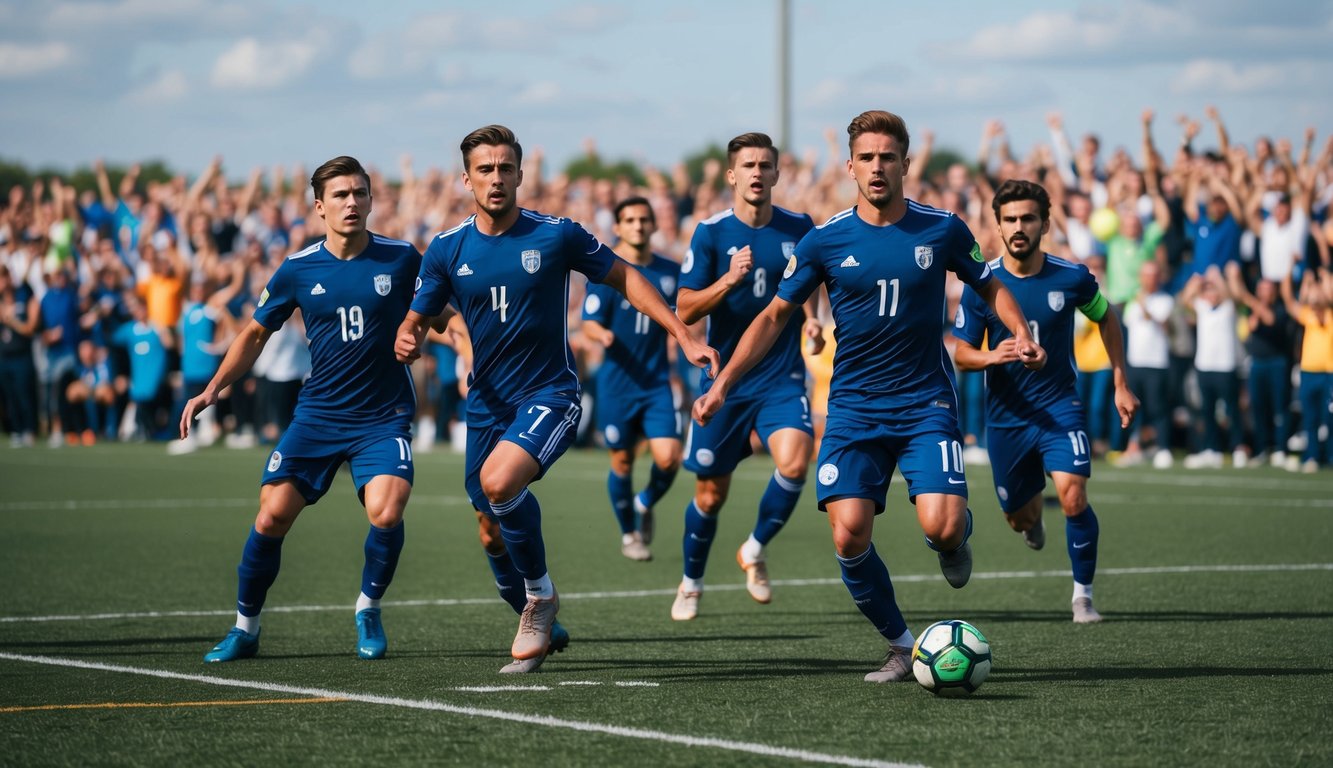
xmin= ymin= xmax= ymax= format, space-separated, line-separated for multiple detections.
xmin=590 ymin=328 xmax=614 ymax=347
xmin=680 ymin=337 xmax=720 ymax=379
xmin=395 ymin=327 xmax=423 ymax=363
xmin=802 ymin=318 xmax=825 ymax=355
xmin=692 ymin=389 xmax=724 ymax=427
xmin=988 ymin=338 xmax=1023 ymax=365
xmin=1114 ymin=385 xmax=1140 ymax=429
xmin=724 ymin=246 xmax=754 ymax=288
xmin=179 ymin=392 xmax=217 ymax=439
xmin=1015 ymin=338 xmax=1046 ymax=370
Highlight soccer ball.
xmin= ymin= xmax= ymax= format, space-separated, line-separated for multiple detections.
xmin=911 ymin=619 xmax=992 ymax=697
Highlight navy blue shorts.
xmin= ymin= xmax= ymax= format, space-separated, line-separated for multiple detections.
xmin=987 ymin=407 xmax=1092 ymax=513
xmin=683 ymin=383 xmax=812 ymax=477
xmin=464 ymin=391 xmax=582 ymax=510
xmin=814 ymin=405 xmax=966 ymax=513
xmin=261 ymin=419 xmax=414 ymax=505
xmin=597 ymin=385 xmax=681 ymax=450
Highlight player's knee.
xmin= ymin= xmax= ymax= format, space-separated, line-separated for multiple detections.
xmin=926 ymin=514 xmax=968 ymax=549
xmin=831 ymin=526 xmax=871 ymax=558
xmin=694 ymin=486 xmax=727 ymax=514
xmin=480 ymin=475 xmax=522 ymax=506
xmin=1060 ymin=485 xmax=1088 ymax=516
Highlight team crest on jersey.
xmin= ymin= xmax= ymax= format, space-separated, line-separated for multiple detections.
xmin=1048 ymin=291 xmax=1065 ymax=311
xmin=257 ymin=288 xmax=270 ymax=307
xmin=521 ymin=249 xmax=541 ymax=274
xmin=818 ymin=463 xmax=839 ymax=486
xmin=374 ymin=274 xmax=392 ymax=296
xmin=584 ymin=294 xmax=601 ymax=314
xmin=660 ymin=276 xmax=676 ymax=295
xmin=914 ymin=246 xmax=933 ymax=269
xmin=783 ymin=254 xmax=797 ymax=279
xmin=268 ymin=451 xmax=282 ymax=472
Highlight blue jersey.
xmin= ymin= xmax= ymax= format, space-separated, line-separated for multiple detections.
xmin=253 ymin=233 xmax=420 ymax=428
xmin=680 ymin=207 xmax=813 ymax=398
xmin=583 ymin=254 xmax=679 ymax=397
xmin=953 ymin=255 xmax=1101 ymax=428
xmin=412 ymin=209 xmax=617 ymax=427
xmin=179 ymin=301 xmax=222 ymax=384
xmin=778 ymin=202 xmax=992 ymax=416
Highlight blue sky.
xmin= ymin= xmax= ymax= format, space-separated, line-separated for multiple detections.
xmin=3 ymin=0 xmax=1330 ymax=180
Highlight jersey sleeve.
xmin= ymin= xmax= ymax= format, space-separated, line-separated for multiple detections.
xmin=565 ymin=220 xmax=616 ymax=284
xmin=945 ymin=216 xmax=992 ymax=290
xmin=410 ymin=236 xmax=455 ymax=317
xmin=678 ymin=223 xmax=717 ymax=292
xmin=775 ymin=228 xmax=824 ymax=306
xmin=951 ymin=286 xmax=988 ymax=347
xmin=251 ymin=260 xmax=297 ymax=331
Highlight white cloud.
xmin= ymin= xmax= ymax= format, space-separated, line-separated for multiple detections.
xmin=514 ymin=81 xmax=563 ymax=106
xmin=47 ymin=0 xmax=249 ymax=30
xmin=1171 ymin=59 xmax=1294 ymax=95
xmin=210 ymin=37 xmax=316 ymax=90
xmin=127 ymin=69 xmax=187 ymax=103
xmin=0 ymin=41 xmax=71 ymax=78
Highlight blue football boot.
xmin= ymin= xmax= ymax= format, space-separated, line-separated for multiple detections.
xmin=356 ymin=608 xmax=387 ymax=660
xmin=204 ymin=627 xmax=260 ymax=663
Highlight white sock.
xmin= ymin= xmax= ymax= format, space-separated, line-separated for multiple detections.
xmin=621 ymin=532 xmax=636 ymax=545
xmin=356 ymin=592 xmax=379 ymax=613
xmin=1073 ymin=582 xmax=1094 ymax=601
xmin=890 ymin=629 xmax=914 ymax=649
xmin=740 ymin=534 xmax=763 ymax=563
xmin=524 ymin=574 xmax=554 ymax=599
xmin=236 ymin=612 xmax=259 ymax=635
xmin=681 ymin=576 xmax=704 ymax=593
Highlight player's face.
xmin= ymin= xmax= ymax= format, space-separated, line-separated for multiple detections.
xmin=463 ymin=144 xmax=522 ymax=219
xmin=314 ymin=174 xmax=371 ymax=238
xmin=848 ymin=132 xmax=909 ymax=209
xmin=995 ymin=199 xmax=1049 ymax=260
xmin=727 ymin=147 xmax=778 ymax=206
xmin=614 ymin=204 xmax=656 ymax=249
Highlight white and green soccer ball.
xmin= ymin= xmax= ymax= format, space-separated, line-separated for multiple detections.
xmin=911 ymin=619 xmax=992 ymax=697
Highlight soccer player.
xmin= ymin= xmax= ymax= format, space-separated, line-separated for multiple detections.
xmin=395 ymin=125 xmax=718 ymax=673
xmin=582 ymin=196 xmax=683 ymax=562
xmin=671 ymin=132 xmax=824 ymax=621
xmin=692 ymin=110 xmax=1045 ymax=683
xmin=180 ymin=156 xmax=421 ymax=663
xmin=952 ymin=179 xmax=1139 ymax=624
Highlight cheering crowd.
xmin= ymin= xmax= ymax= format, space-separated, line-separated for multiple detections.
xmin=1 ymin=107 xmax=1330 ymax=471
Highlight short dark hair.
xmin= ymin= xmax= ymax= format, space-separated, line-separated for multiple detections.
xmin=726 ymin=132 xmax=778 ymax=168
xmin=460 ymin=124 xmax=522 ymax=171
xmin=613 ymin=196 xmax=655 ymax=225
xmin=991 ymin=179 xmax=1052 ymax=222
xmin=310 ymin=156 xmax=370 ymax=201
xmin=846 ymin=110 xmax=910 ymax=155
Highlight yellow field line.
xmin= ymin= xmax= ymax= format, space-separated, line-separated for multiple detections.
xmin=0 ymin=697 xmax=348 ymax=713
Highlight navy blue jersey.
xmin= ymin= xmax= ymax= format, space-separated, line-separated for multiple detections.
xmin=253 ymin=233 xmax=420 ymax=427
xmin=953 ymin=255 xmax=1101 ymax=428
xmin=680 ymin=206 xmax=813 ymax=398
xmin=412 ymin=209 xmax=616 ymax=427
xmin=778 ymin=202 xmax=992 ymax=416
xmin=582 ymin=253 xmax=679 ymax=397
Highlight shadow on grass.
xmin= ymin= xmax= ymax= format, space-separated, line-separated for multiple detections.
xmin=994 ymin=665 xmax=1332 ymax=682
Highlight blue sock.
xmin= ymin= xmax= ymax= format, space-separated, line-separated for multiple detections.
xmin=640 ymin=463 xmax=678 ymax=508
xmin=837 ymin=544 xmax=907 ymax=641
xmin=681 ymin=499 xmax=718 ymax=580
xmin=1066 ymin=506 xmax=1100 ymax=586
xmin=924 ymin=508 xmax=973 ymax=552
xmin=360 ymin=521 xmax=404 ymax=600
xmin=236 ymin=527 xmax=284 ymax=618
xmin=753 ymin=469 xmax=804 ymax=545
xmin=485 ymin=549 xmax=528 ymax=615
xmin=491 ymin=490 xmax=547 ymax=580
xmin=607 ymin=470 xmax=635 ymax=534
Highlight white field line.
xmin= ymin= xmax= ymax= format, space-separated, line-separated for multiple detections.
xmin=0 ymin=652 xmax=921 ymax=768
xmin=2 ymin=563 xmax=1329 ymax=625
xmin=0 ymin=495 xmax=471 ymax=512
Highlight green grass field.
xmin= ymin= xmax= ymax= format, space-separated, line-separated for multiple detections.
xmin=2 ymin=443 xmax=1331 ymax=767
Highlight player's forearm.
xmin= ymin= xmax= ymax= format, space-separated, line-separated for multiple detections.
xmin=676 ymin=281 xmax=733 ymax=324
xmin=951 ymin=343 xmax=992 ymax=372
xmin=713 ymin=300 xmax=792 ymax=395
xmin=1097 ymin=308 xmax=1131 ymax=389
xmin=984 ymin=282 xmax=1034 ymax=343
xmin=203 ymin=322 xmax=270 ymax=400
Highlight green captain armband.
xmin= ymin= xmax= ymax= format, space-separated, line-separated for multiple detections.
xmin=1078 ymin=291 xmax=1109 ymax=323
xmin=969 ymin=242 xmax=984 ymax=263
